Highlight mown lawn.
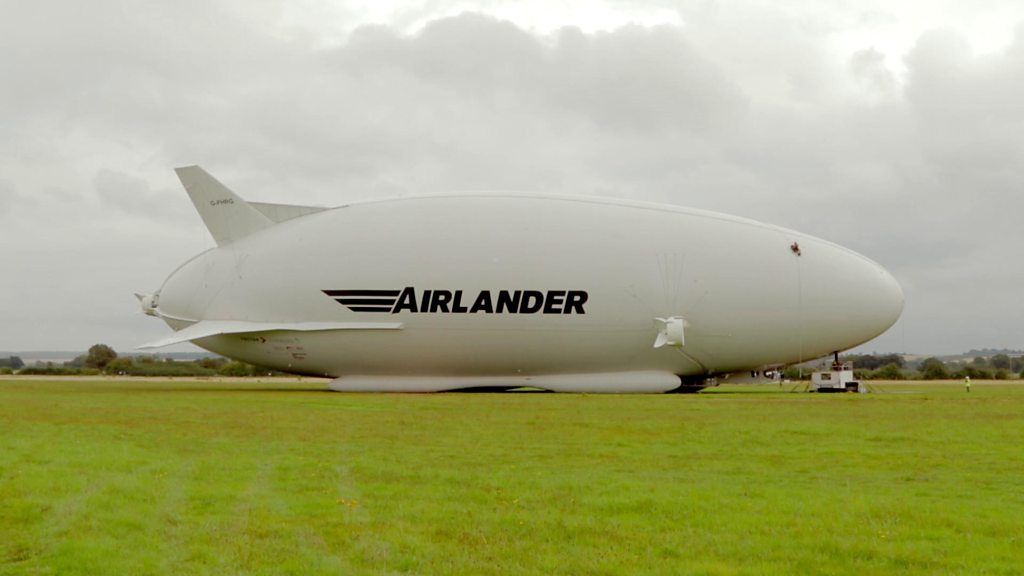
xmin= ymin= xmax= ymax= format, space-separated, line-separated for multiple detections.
xmin=1 ymin=378 xmax=1022 ymax=575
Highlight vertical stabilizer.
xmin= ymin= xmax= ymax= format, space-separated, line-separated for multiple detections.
xmin=174 ymin=166 xmax=273 ymax=246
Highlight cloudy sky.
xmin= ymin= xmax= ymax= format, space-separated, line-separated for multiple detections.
xmin=2 ymin=0 xmax=1022 ymax=355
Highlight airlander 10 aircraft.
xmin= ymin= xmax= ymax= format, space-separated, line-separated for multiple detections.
xmin=137 ymin=166 xmax=903 ymax=393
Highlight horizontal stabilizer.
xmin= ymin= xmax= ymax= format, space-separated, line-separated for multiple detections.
xmin=138 ymin=320 xmax=403 ymax=349
xmin=175 ymin=166 xmax=274 ymax=246
xmin=250 ymin=201 xmax=327 ymax=223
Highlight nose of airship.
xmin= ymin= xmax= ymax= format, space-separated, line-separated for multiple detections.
xmin=796 ymin=239 xmax=904 ymax=353
xmin=875 ymin=263 xmax=905 ymax=329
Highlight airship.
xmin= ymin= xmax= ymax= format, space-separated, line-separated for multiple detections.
xmin=137 ymin=166 xmax=903 ymax=393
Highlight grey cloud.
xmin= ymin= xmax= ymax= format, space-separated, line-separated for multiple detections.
xmin=0 ymin=180 xmax=16 ymax=218
xmin=548 ymin=25 xmax=746 ymax=132
xmin=340 ymin=16 xmax=745 ymax=134
xmin=905 ymin=28 xmax=1024 ymax=181
xmin=849 ymin=48 xmax=897 ymax=97
xmin=1 ymin=5 xmax=1023 ymax=355
xmin=93 ymin=170 xmax=191 ymax=222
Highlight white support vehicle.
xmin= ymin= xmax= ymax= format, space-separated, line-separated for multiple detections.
xmin=811 ymin=358 xmax=866 ymax=393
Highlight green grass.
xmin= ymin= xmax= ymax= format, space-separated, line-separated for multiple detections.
xmin=1 ymin=378 xmax=1022 ymax=575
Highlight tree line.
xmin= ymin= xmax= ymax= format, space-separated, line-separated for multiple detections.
xmin=781 ymin=353 xmax=1024 ymax=381
xmin=4 ymin=345 xmax=1024 ymax=381
xmin=3 ymin=344 xmax=286 ymax=377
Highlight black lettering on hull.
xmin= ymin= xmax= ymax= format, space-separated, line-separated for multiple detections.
xmin=497 ymin=290 xmax=522 ymax=313
xmin=326 ymin=287 xmax=589 ymax=314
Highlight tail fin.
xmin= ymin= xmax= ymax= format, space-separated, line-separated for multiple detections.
xmin=174 ymin=166 xmax=273 ymax=246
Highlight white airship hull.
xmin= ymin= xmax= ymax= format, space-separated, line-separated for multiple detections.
xmin=141 ymin=167 xmax=904 ymax=392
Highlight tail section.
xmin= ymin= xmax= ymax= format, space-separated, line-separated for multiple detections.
xmin=249 ymin=201 xmax=327 ymax=223
xmin=174 ymin=166 xmax=273 ymax=246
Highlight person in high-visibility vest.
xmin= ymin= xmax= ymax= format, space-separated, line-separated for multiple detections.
xmin=965 ymin=376 xmax=971 ymax=393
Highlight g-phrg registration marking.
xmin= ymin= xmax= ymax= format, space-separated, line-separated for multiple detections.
xmin=323 ymin=287 xmax=588 ymax=314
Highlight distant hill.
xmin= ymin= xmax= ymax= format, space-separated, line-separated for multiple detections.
xmin=963 ymin=348 xmax=1024 ymax=357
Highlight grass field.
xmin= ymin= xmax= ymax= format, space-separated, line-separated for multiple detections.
xmin=1 ymin=378 xmax=1023 ymax=575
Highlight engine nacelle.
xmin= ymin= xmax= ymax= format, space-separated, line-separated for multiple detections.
xmin=135 ymin=293 xmax=160 ymax=317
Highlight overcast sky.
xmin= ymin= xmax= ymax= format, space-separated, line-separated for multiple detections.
xmin=2 ymin=0 xmax=1023 ymax=355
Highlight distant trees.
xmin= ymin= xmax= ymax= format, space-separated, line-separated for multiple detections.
xmin=215 ymin=361 xmax=280 ymax=377
xmin=937 ymin=354 xmax=1024 ymax=380
xmin=6 ymin=343 xmax=1017 ymax=381
xmin=779 ymin=354 xmax=1024 ymax=381
xmin=93 ymin=355 xmax=280 ymax=377
xmin=85 ymin=344 xmax=118 ymax=370
xmin=103 ymin=357 xmax=135 ymax=375
xmin=197 ymin=357 xmax=227 ymax=370
xmin=955 ymin=365 xmax=992 ymax=380
xmin=218 ymin=361 xmax=254 ymax=377
xmin=919 ymin=357 xmax=949 ymax=380
xmin=772 ymin=353 xmax=1024 ymax=381
xmin=991 ymin=354 xmax=1011 ymax=370
xmin=872 ymin=363 xmax=905 ymax=380
xmin=0 ymin=345 xmax=287 ymax=377
xmin=845 ymin=353 xmax=904 ymax=371
xmin=0 ymin=356 xmax=24 ymax=370
xmin=18 ymin=362 xmax=96 ymax=375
